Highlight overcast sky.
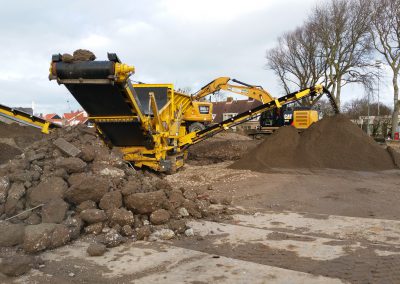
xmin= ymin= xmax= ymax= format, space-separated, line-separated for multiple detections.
xmin=0 ymin=0 xmax=394 ymax=115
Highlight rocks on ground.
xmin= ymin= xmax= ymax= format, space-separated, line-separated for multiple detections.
xmin=0 ymin=124 xmax=216 ymax=255
xmin=87 ymin=243 xmax=107 ymax=256
xmin=0 ymin=255 xmax=38 ymax=277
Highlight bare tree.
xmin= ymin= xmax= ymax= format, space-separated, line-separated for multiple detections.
xmin=371 ymin=0 xmax=400 ymax=138
xmin=310 ymin=0 xmax=374 ymax=108
xmin=266 ymin=23 xmax=326 ymax=103
xmin=267 ymin=0 xmax=374 ymax=110
xmin=343 ymin=98 xmax=392 ymax=119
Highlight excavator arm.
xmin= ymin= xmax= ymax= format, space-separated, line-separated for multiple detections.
xmin=180 ymin=85 xmax=338 ymax=146
xmin=192 ymin=77 xmax=274 ymax=104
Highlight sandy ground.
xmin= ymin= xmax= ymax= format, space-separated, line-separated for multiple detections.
xmin=166 ymin=162 xmax=400 ymax=219
xmin=6 ymin=162 xmax=400 ymax=283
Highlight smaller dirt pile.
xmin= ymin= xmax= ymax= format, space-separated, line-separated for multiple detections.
xmin=188 ymin=132 xmax=258 ymax=165
xmin=230 ymin=115 xmax=396 ymax=172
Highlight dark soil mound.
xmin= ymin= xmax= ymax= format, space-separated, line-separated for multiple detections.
xmin=0 ymin=143 xmax=22 ymax=164
xmin=230 ymin=115 xmax=395 ymax=172
xmin=188 ymin=132 xmax=258 ymax=165
xmin=0 ymin=122 xmax=43 ymax=148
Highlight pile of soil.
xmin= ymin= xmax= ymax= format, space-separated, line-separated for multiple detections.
xmin=0 ymin=125 xmax=217 ymax=257
xmin=188 ymin=132 xmax=259 ymax=165
xmin=0 ymin=122 xmax=43 ymax=149
xmin=230 ymin=115 xmax=397 ymax=172
xmin=0 ymin=143 xmax=22 ymax=164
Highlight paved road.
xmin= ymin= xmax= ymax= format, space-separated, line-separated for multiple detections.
xmin=12 ymin=210 xmax=400 ymax=283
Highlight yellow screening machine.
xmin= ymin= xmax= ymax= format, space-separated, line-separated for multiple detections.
xmin=50 ymin=53 xmax=338 ymax=172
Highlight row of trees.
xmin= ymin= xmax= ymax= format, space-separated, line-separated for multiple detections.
xmin=266 ymin=0 xmax=400 ymax=138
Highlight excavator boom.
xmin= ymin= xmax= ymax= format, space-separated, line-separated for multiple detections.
xmin=192 ymin=77 xmax=274 ymax=104
xmin=180 ymin=85 xmax=336 ymax=146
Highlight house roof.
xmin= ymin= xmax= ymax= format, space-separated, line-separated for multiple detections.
xmin=212 ymin=99 xmax=262 ymax=123
xmin=44 ymin=113 xmax=61 ymax=120
xmin=63 ymin=110 xmax=85 ymax=120
xmin=63 ymin=110 xmax=88 ymax=125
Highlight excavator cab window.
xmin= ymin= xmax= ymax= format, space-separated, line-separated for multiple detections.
xmin=198 ymin=105 xmax=210 ymax=114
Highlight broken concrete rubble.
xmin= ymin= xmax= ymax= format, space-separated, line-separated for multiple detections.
xmin=87 ymin=243 xmax=107 ymax=256
xmin=0 ymin=255 xmax=36 ymax=277
xmin=0 ymin=124 xmax=217 ymax=256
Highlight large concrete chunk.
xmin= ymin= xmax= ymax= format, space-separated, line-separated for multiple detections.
xmin=23 ymin=223 xmax=57 ymax=253
xmin=4 ymin=182 xmax=25 ymax=216
xmin=150 ymin=209 xmax=170 ymax=225
xmin=55 ymin=157 xmax=87 ymax=174
xmin=124 ymin=190 xmax=167 ymax=214
xmin=108 ymin=208 xmax=134 ymax=226
xmin=0 ymin=221 xmax=25 ymax=247
xmin=65 ymin=175 xmax=109 ymax=204
xmin=99 ymin=191 xmax=122 ymax=210
xmin=53 ymin=137 xmax=81 ymax=157
xmin=0 ymin=176 xmax=10 ymax=203
xmin=27 ymin=177 xmax=67 ymax=207
xmin=41 ymin=198 xmax=69 ymax=224
xmin=0 ymin=255 xmax=34 ymax=277
xmin=80 ymin=209 xmax=107 ymax=224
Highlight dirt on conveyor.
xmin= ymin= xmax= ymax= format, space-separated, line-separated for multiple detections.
xmin=230 ymin=115 xmax=396 ymax=172
xmin=0 ymin=123 xmax=44 ymax=164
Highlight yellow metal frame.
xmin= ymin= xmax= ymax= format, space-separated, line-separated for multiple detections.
xmin=115 ymin=83 xmax=187 ymax=172
xmin=178 ymin=86 xmax=325 ymax=147
xmin=51 ymin=55 xmax=329 ymax=173
xmin=192 ymin=77 xmax=275 ymax=104
xmin=0 ymin=105 xmax=55 ymax=134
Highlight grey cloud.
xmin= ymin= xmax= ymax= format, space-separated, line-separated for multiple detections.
xmin=0 ymin=0 xmax=393 ymax=115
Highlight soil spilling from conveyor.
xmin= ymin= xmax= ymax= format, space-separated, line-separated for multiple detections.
xmin=230 ymin=115 xmax=396 ymax=172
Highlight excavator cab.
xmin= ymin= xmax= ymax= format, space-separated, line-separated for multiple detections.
xmin=259 ymin=104 xmax=319 ymax=130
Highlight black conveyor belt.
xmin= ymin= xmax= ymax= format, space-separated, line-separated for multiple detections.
xmin=53 ymin=60 xmax=152 ymax=148
xmin=54 ymin=61 xmax=114 ymax=79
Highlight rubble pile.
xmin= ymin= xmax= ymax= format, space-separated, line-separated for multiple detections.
xmin=0 ymin=125 xmax=213 ymax=254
